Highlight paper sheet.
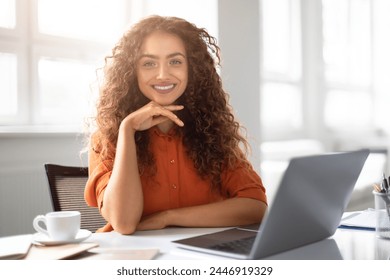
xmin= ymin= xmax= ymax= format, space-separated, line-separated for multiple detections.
xmin=24 ymin=242 xmax=98 ymax=260
xmin=0 ymin=234 xmax=32 ymax=259
xmin=339 ymin=210 xmax=376 ymax=230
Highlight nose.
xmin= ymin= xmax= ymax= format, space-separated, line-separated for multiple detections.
xmin=156 ymin=64 xmax=169 ymax=80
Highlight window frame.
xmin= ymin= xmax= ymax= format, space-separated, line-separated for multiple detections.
xmin=0 ymin=0 xmax=130 ymax=131
xmin=260 ymin=0 xmax=386 ymax=144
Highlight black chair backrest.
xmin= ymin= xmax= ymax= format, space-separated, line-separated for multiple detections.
xmin=44 ymin=164 xmax=106 ymax=232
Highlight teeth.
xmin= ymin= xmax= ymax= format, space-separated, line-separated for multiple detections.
xmin=154 ymin=84 xmax=174 ymax=90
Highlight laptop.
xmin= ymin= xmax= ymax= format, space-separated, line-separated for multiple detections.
xmin=172 ymin=149 xmax=369 ymax=259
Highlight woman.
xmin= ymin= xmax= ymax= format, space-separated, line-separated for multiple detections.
xmin=84 ymin=15 xmax=267 ymax=234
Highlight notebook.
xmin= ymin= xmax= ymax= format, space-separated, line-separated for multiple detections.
xmin=173 ymin=149 xmax=369 ymax=259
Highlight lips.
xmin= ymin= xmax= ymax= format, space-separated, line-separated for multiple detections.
xmin=153 ymin=84 xmax=176 ymax=94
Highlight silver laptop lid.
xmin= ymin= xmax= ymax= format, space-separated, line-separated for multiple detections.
xmin=249 ymin=149 xmax=369 ymax=259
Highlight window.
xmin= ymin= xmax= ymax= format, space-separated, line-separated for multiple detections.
xmin=139 ymin=0 xmax=218 ymax=38
xmin=260 ymin=0 xmax=302 ymax=140
xmin=260 ymin=0 xmax=390 ymax=141
xmin=322 ymin=0 xmax=373 ymax=130
xmin=0 ymin=53 xmax=17 ymax=116
xmin=0 ymin=0 xmax=15 ymax=29
xmin=36 ymin=57 xmax=96 ymax=124
xmin=37 ymin=0 xmax=125 ymax=42
xmin=323 ymin=0 xmax=390 ymax=134
xmin=0 ymin=0 xmax=128 ymax=129
xmin=0 ymin=0 xmax=218 ymax=131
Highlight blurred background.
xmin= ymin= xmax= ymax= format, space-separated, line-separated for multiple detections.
xmin=1 ymin=0 xmax=389 ymax=236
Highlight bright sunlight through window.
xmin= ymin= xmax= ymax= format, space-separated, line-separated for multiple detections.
xmin=37 ymin=0 xmax=126 ymax=43
xmin=0 ymin=0 xmax=15 ymax=28
xmin=0 ymin=53 xmax=17 ymax=116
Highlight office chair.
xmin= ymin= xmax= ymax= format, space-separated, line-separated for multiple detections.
xmin=44 ymin=164 xmax=106 ymax=232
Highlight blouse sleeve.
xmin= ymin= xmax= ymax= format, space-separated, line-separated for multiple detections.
xmin=220 ymin=161 xmax=268 ymax=205
xmin=84 ymin=136 xmax=114 ymax=210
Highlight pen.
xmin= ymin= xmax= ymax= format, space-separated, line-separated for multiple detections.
xmin=382 ymin=173 xmax=389 ymax=193
xmin=372 ymin=183 xmax=382 ymax=193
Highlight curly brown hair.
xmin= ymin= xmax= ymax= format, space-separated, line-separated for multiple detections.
xmin=93 ymin=15 xmax=251 ymax=191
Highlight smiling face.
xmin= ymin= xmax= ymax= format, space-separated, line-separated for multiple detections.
xmin=136 ymin=31 xmax=188 ymax=106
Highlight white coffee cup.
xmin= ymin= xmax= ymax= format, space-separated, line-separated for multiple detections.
xmin=33 ymin=211 xmax=81 ymax=241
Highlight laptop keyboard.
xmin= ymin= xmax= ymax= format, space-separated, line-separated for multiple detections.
xmin=209 ymin=236 xmax=256 ymax=255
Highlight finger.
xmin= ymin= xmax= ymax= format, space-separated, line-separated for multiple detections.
xmin=147 ymin=101 xmax=183 ymax=111
xmin=150 ymin=116 xmax=170 ymax=127
xmin=153 ymin=107 xmax=184 ymax=127
xmin=162 ymin=105 xmax=184 ymax=112
xmin=152 ymin=114 xmax=184 ymax=127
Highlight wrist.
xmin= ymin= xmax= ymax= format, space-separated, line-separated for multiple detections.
xmin=119 ymin=119 xmax=136 ymax=137
xmin=164 ymin=209 xmax=175 ymax=227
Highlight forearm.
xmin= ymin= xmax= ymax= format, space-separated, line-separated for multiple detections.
xmin=137 ymin=198 xmax=267 ymax=231
xmin=101 ymin=123 xmax=143 ymax=234
xmin=100 ymin=103 xmax=185 ymax=234
xmin=168 ymin=198 xmax=266 ymax=227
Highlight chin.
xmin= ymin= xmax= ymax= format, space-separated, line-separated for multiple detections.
xmin=153 ymin=97 xmax=181 ymax=106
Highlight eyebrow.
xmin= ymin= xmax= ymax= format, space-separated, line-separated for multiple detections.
xmin=139 ymin=52 xmax=186 ymax=59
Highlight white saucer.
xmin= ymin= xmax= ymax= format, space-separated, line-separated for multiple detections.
xmin=33 ymin=229 xmax=92 ymax=246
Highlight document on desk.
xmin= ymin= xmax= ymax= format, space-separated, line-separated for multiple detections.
xmin=339 ymin=210 xmax=376 ymax=231
xmin=0 ymin=234 xmax=32 ymax=259
xmin=24 ymin=243 xmax=99 ymax=260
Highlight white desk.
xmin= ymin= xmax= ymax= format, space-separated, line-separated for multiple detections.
xmin=86 ymin=227 xmax=390 ymax=260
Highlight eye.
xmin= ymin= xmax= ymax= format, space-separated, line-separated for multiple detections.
xmin=169 ymin=59 xmax=182 ymax=65
xmin=142 ymin=61 xmax=156 ymax=67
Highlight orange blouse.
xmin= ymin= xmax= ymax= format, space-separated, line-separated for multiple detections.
xmin=84 ymin=127 xmax=267 ymax=232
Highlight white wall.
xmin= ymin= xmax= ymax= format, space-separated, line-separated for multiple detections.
xmin=0 ymin=133 xmax=88 ymax=236
xmin=218 ymin=0 xmax=262 ymax=171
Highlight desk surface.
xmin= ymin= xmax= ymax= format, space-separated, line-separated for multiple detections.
xmin=86 ymin=227 xmax=390 ymax=260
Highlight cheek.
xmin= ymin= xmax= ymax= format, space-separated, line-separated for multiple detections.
xmin=136 ymin=72 xmax=150 ymax=87
xmin=176 ymin=68 xmax=188 ymax=84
